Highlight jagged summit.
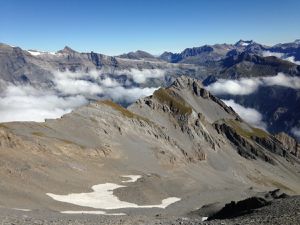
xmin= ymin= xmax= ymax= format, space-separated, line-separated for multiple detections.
xmin=57 ymin=45 xmax=78 ymax=54
xmin=151 ymin=75 xmax=239 ymax=121
xmin=130 ymin=75 xmax=299 ymax=164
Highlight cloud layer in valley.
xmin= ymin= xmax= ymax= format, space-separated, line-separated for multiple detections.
xmin=222 ymin=99 xmax=266 ymax=129
xmin=207 ymin=73 xmax=300 ymax=95
xmin=0 ymin=69 xmax=163 ymax=122
xmin=262 ymin=51 xmax=300 ymax=65
xmin=291 ymin=127 xmax=300 ymax=139
xmin=53 ymin=69 xmax=160 ymax=103
xmin=115 ymin=68 xmax=165 ymax=84
xmin=0 ymin=85 xmax=87 ymax=122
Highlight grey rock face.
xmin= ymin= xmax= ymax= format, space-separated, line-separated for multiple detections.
xmin=118 ymin=50 xmax=158 ymax=61
xmin=275 ymin=132 xmax=300 ymax=158
xmin=218 ymin=85 xmax=300 ymax=140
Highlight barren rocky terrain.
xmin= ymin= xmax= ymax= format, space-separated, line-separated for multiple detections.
xmin=0 ymin=195 xmax=299 ymax=225
xmin=0 ymin=76 xmax=299 ymax=224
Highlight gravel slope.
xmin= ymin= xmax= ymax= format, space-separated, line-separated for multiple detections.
xmin=0 ymin=196 xmax=299 ymax=225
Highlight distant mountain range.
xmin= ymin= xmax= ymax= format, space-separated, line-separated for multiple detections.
xmin=158 ymin=39 xmax=300 ymax=65
xmin=1 ymin=39 xmax=300 ymax=85
xmin=0 ymin=39 xmax=299 ymax=141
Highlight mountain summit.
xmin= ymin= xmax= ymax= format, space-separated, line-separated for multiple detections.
xmin=234 ymin=40 xmax=255 ymax=47
xmin=57 ymin=45 xmax=78 ymax=54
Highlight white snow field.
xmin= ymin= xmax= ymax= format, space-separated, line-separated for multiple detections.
xmin=121 ymin=175 xmax=142 ymax=183
xmin=61 ymin=210 xmax=126 ymax=215
xmin=47 ymin=175 xmax=181 ymax=211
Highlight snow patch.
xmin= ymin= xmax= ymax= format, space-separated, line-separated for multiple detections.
xmin=241 ymin=42 xmax=249 ymax=46
xmin=121 ymin=175 xmax=142 ymax=183
xmin=61 ymin=211 xmax=126 ymax=215
xmin=27 ymin=50 xmax=56 ymax=56
xmin=47 ymin=175 xmax=180 ymax=210
xmin=201 ymin=217 xmax=208 ymax=221
xmin=12 ymin=208 xmax=31 ymax=212
xmin=27 ymin=50 xmax=42 ymax=56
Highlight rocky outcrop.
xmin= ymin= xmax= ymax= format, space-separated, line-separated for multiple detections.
xmin=0 ymin=128 xmax=21 ymax=149
xmin=118 ymin=50 xmax=157 ymax=60
xmin=214 ymin=122 xmax=257 ymax=160
xmin=275 ymin=132 xmax=300 ymax=158
xmin=173 ymin=76 xmax=241 ymax=120
xmin=208 ymin=189 xmax=288 ymax=220
xmin=213 ymin=119 xmax=293 ymax=164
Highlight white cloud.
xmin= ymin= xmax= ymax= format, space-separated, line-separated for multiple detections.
xmin=55 ymin=79 xmax=103 ymax=95
xmin=115 ymin=68 xmax=165 ymax=83
xmin=262 ymin=73 xmax=300 ymax=89
xmin=262 ymin=51 xmax=284 ymax=58
xmin=101 ymin=77 xmax=119 ymax=87
xmin=291 ymin=127 xmax=300 ymax=139
xmin=207 ymin=73 xmax=300 ymax=95
xmin=262 ymin=51 xmax=300 ymax=65
xmin=53 ymin=69 xmax=159 ymax=103
xmin=222 ymin=99 xmax=266 ymax=129
xmin=285 ymin=56 xmax=300 ymax=65
xmin=105 ymin=86 xmax=158 ymax=103
xmin=53 ymin=70 xmax=103 ymax=95
xmin=53 ymin=69 xmax=161 ymax=102
xmin=206 ymin=79 xmax=260 ymax=95
xmin=0 ymin=85 xmax=87 ymax=122
xmin=0 ymin=69 xmax=162 ymax=122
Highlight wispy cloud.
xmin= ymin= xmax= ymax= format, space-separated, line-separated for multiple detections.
xmin=104 ymin=86 xmax=158 ymax=103
xmin=207 ymin=73 xmax=300 ymax=95
xmin=285 ymin=56 xmax=300 ymax=65
xmin=0 ymin=68 xmax=164 ymax=122
xmin=53 ymin=69 xmax=160 ymax=103
xmin=207 ymin=79 xmax=260 ymax=95
xmin=262 ymin=51 xmax=300 ymax=65
xmin=114 ymin=68 xmax=165 ymax=84
xmin=262 ymin=51 xmax=284 ymax=58
xmin=0 ymin=85 xmax=87 ymax=122
xmin=222 ymin=99 xmax=266 ymax=129
xmin=291 ymin=127 xmax=300 ymax=139
xmin=262 ymin=73 xmax=300 ymax=88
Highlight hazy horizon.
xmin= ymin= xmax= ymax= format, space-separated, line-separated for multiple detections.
xmin=3 ymin=38 xmax=300 ymax=56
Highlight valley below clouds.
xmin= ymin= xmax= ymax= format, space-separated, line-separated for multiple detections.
xmin=0 ymin=69 xmax=164 ymax=122
xmin=206 ymin=73 xmax=300 ymax=95
xmin=207 ymin=73 xmax=300 ymax=133
xmin=222 ymin=99 xmax=266 ymax=129
xmin=0 ymin=71 xmax=299 ymax=138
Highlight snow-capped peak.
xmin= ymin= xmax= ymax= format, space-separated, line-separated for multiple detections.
xmin=235 ymin=40 xmax=254 ymax=47
xmin=294 ymin=39 xmax=300 ymax=44
xmin=27 ymin=49 xmax=56 ymax=56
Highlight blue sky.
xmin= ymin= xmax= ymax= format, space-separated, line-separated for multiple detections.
xmin=1 ymin=0 xmax=300 ymax=55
